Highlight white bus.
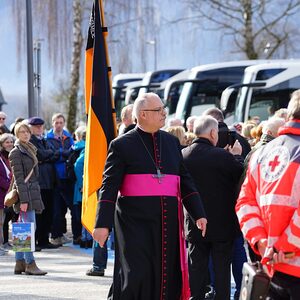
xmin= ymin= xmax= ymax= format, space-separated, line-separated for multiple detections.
xmin=172 ymin=60 xmax=269 ymax=124
xmin=124 ymin=69 xmax=184 ymax=106
xmin=220 ymin=60 xmax=300 ymax=124
xmin=112 ymin=73 xmax=145 ymax=118
xmin=137 ymin=69 xmax=184 ymax=96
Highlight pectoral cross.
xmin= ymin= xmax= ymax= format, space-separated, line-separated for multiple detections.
xmin=152 ymin=168 xmax=165 ymax=184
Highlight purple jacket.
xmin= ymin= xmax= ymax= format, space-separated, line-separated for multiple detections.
xmin=0 ymin=155 xmax=11 ymax=209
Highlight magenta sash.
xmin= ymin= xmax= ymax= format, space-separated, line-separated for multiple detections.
xmin=120 ymin=174 xmax=190 ymax=300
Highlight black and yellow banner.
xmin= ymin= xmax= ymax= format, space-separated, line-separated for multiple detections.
xmin=82 ymin=0 xmax=117 ymax=233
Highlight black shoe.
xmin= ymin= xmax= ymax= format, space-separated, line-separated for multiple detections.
xmin=80 ymin=240 xmax=93 ymax=249
xmin=86 ymin=268 xmax=104 ymax=276
xmin=86 ymin=240 xmax=93 ymax=248
xmin=80 ymin=240 xmax=86 ymax=248
xmin=73 ymin=237 xmax=81 ymax=245
xmin=39 ymin=242 xmax=60 ymax=249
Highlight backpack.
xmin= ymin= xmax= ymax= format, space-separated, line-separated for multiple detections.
xmin=66 ymin=149 xmax=81 ymax=182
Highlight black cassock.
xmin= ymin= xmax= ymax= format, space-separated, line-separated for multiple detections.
xmin=95 ymin=127 xmax=205 ymax=300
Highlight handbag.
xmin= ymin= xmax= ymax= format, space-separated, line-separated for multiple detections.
xmin=12 ymin=213 xmax=35 ymax=252
xmin=239 ymin=241 xmax=271 ymax=300
xmin=4 ymin=166 xmax=35 ymax=207
xmin=4 ymin=187 xmax=18 ymax=207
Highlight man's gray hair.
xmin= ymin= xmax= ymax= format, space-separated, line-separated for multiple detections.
xmin=121 ymin=104 xmax=133 ymax=121
xmin=262 ymin=117 xmax=285 ymax=135
xmin=287 ymin=89 xmax=300 ymax=120
xmin=74 ymin=125 xmax=86 ymax=140
xmin=193 ymin=115 xmax=218 ymax=136
xmin=202 ymin=107 xmax=224 ymax=122
xmin=132 ymin=93 xmax=160 ymax=120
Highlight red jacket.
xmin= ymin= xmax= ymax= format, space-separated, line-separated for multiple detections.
xmin=236 ymin=119 xmax=300 ymax=277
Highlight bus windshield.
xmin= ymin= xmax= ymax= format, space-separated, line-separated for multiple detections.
xmin=235 ymin=74 xmax=300 ymax=122
xmin=176 ymin=66 xmax=247 ymax=121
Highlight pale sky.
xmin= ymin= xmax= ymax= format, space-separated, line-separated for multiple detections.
xmin=0 ymin=1 xmax=57 ymax=125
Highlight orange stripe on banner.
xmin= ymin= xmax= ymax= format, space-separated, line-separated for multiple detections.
xmin=85 ymin=108 xmax=107 ymax=195
xmin=84 ymin=48 xmax=93 ymax=114
xmin=81 ymin=192 xmax=98 ymax=234
xmin=82 ymin=107 xmax=108 ymax=233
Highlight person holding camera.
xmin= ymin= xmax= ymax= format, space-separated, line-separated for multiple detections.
xmin=182 ymin=115 xmax=243 ymax=300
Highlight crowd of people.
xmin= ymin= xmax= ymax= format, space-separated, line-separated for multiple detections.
xmin=0 ymin=89 xmax=299 ymax=299
xmin=0 ymin=112 xmax=107 ymax=276
xmin=94 ymin=91 xmax=300 ymax=300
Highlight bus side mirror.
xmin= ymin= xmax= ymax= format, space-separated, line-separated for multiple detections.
xmin=220 ymin=87 xmax=235 ymax=111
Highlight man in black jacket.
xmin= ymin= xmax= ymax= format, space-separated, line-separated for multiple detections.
xmin=182 ymin=115 xmax=244 ymax=300
xmin=202 ymin=107 xmax=251 ymax=159
xmin=29 ymin=117 xmax=59 ymax=249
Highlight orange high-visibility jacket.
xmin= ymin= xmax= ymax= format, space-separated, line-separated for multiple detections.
xmin=236 ymin=120 xmax=300 ymax=278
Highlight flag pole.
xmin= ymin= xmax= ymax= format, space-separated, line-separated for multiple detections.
xmin=98 ymin=0 xmax=117 ymax=135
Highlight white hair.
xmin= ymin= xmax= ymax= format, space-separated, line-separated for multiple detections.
xmin=262 ymin=117 xmax=285 ymax=136
xmin=193 ymin=115 xmax=218 ymax=136
xmin=74 ymin=125 xmax=86 ymax=140
xmin=167 ymin=118 xmax=183 ymax=127
xmin=0 ymin=111 xmax=7 ymax=118
xmin=132 ymin=93 xmax=160 ymax=120
xmin=121 ymin=104 xmax=134 ymax=121
xmin=287 ymin=89 xmax=300 ymax=119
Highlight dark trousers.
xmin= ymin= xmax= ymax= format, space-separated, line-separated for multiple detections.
xmin=73 ymin=204 xmax=82 ymax=240
xmin=267 ymin=271 xmax=300 ymax=300
xmin=36 ymin=189 xmax=54 ymax=246
xmin=93 ymin=241 xmax=108 ymax=270
xmin=3 ymin=207 xmax=18 ymax=243
xmin=232 ymin=235 xmax=247 ymax=294
xmin=51 ymin=179 xmax=75 ymax=239
xmin=188 ymin=239 xmax=233 ymax=300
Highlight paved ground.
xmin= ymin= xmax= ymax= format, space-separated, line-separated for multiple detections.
xmin=0 ymin=243 xmax=238 ymax=299
xmin=0 ymin=244 xmax=114 ymax=299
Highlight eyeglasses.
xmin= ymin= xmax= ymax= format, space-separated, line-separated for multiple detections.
xmin=18 ymin=130 xmax=30 ymax=134
xmin=142 ymin=105 xmax=167 ymax=113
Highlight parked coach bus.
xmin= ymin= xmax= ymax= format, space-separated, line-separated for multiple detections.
xmin=168 ymin=60 xmax=269 ymax=125
xmin=124 ymin=69 xmax=184 ymax=106
xmin=112 ymin=73 xmax=145 ymax=119
xmin=220 ymin=60 xmax=300 ymax=124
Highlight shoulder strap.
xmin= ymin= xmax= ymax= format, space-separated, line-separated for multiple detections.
xmin=24 ymin=163 xmax=38 ymax=183
xmin=7 ymin=175 xmax=14 ymax=193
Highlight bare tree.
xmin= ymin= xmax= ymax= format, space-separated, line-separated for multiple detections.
xmin=11 ymin=0 xmax=90 ymax=132
xmin=184 ymin=0 xmax=300 ymax=59
xmin=67 ymin=0 xmax=84 ymax=133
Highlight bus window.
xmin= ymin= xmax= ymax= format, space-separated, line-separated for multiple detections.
xmin=166 ymin=83 xmax=185 ymax=115
xmin=255 ymin=68 xmax=286 ymax=80
xmin=248 ymin=75 xmax=300 ymax=121
xmin=151 ymin=70 xmax=183 ymax=83
xmin=187 ymin=67 xmax=247 ymax=119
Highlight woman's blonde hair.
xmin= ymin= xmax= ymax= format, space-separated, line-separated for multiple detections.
xmin=14 ymin=122 xmax=31 ymax=138
xmin=185 ymin=132 xmax=196 ymax=146
xmin=165 ymin=126 xmax=186 ymax=146
xmin=241 ymin=122 xmax=256 ymax=139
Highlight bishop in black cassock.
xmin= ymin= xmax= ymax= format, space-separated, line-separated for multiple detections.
xmin=93 ymin=93 xmax=207 ymax=300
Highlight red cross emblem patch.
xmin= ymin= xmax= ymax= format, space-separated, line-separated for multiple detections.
xmin=260 ymin=146 xmax=290 ymax=182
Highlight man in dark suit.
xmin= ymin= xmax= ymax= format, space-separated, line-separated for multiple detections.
xmin=182 ymin=115 xmax=244 ymax=300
